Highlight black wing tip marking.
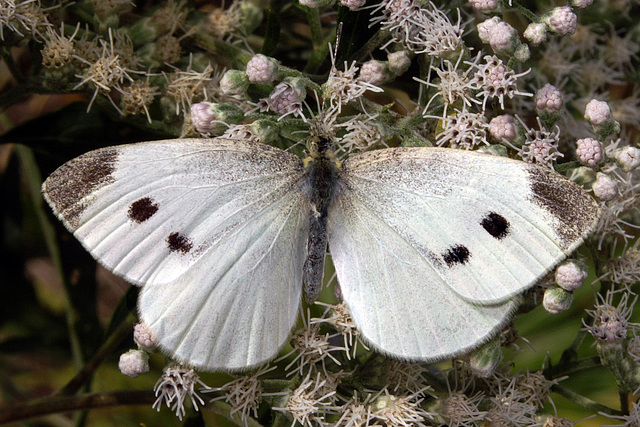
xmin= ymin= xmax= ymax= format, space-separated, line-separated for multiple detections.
xmin=42 ymin=149 xmax=119 ymax=228
xmin=527 ymin=167 xmax=600 ymax=248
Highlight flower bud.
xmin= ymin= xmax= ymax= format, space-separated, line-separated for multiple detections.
xmin=246 ymin=54 xmax=279 ymax=84
xmin=568 ymin=166 xmax=596 ymax=186
xmin=469 ymin=339 xmax=502 ymax=378
xmin=119 ymin=349 xmax=149 ymax=378
xmin=543 ymin=287 xmax=573 ymax=314
xmin=555 ymin=260 xmax=588 ymax=291
xmin=190 ymin=102 xmax=245 ymax=135
xmin=613 ymin=146 xmax=640 ymax=172
xmin=387 ymin=51 xmax=411 ymax=76
xmin=360 ymin=60 xmax=390 ymax=84
xmin=544 ymin=6 xmax=577 ymax=36
xmin=134 ymin=322 xmax=157 ymax=350
xmin=592 ymin=172 xmax=618 ymax=201
xmin=523 ymin=23 xmax=548 ymax=45
xmin=575 ymin=137 xmax=603 ymax=167
xmin=220 ymin=70 xmax=250 ymax=95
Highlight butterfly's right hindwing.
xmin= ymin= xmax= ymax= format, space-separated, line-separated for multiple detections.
xmin=43 ymin=138 xmax=310 ymax=370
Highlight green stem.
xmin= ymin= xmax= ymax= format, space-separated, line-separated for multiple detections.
xmin=0 ymin=391 xmax=156 ymax=424
xmin=509 ymin=0 xmax=540 ymax=22
xmin=551 ymin=384 xmax=622 ymax=416
xmin=15 ymin=145 xmax=84 ymax=370
xmin=302 ymin=5 xmax=325 ymax=74
xmin=56 ymin=313 xmax=137 ymax=396
xmin=352 ymin=30 xmax=390 ymax=64
xmin=191 ymin=33 xmax=253 ymax=67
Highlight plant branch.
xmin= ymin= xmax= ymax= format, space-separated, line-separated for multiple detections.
xmin=0 ymin=391 xmax=156 ymax=424
xmin=551 ymin=384 xmax=622 ymax=416
xmin=56 ymin=313 xmax=137 ymax=396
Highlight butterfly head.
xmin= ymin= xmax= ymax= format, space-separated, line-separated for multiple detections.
xmin=303 ymin=135 xmax=342 ymax=170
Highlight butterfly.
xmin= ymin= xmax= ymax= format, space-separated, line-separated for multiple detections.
xmin=42 ymin=137 xmax=600 ymax=371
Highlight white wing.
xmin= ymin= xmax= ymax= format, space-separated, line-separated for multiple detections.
xmin=328 ymin=147 xmax=599 ymax=361
xmin=43 ymin=138 xmax=310 ymax=370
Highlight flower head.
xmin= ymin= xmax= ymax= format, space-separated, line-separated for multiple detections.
xmin=153 ymin=365 xmax=208 ymax=420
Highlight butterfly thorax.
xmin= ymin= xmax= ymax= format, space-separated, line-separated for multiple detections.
xmin=302 ymin=137 xmax=340 ymax=302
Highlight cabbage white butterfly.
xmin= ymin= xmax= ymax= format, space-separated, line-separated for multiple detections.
xmin=42 ymin=137 xmax=599 ymax=371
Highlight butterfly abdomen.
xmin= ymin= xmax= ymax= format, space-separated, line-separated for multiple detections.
xmin=302 ymin=141 xmax=340 ymax=302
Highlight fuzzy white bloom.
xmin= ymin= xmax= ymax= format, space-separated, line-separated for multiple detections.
xmin=359 ymin=60 xmax=389 ymax=84
xmin=518 ymin=117 xmax=563 ymax=166
xmin=265 ymin=79 xmax=306 ymax=118
xmin=584 ymin=99 xmax=612 ymax=126
xmin=153 ymin=365 xmax=208 ymax=420
xmin=436 ymin=109 xmax=489 ymax=149
xmin=468 ymin=0 xmax=499 ymax=12
xmin=419 ymin=53 xmax=480 ymax=115
xmin=543 ymin=288 xmax=574 ymax=314
xmin=471 ymin=55 xmax=532 ymax=110
xmin=387 ymin=50 xmax=411 ymax=75
xmin=133 ymin=322 xmax=157 ymax=350
xmin=592 ymin=172 xmax=618 ymax=201
xmin=584 ymin=291 xmax=636 ymax=343
xmin=118 ymin=349 xmax=149 ymax=378
xmin=535 ymin=83 xmax=564 ymax=111
xmin=613 ymin=146 xmax=640 ymax=172
xmin=575 ymin=137 xmax=603 ymax=167
xmin=274 ymin=372 xmax=336 ymax=426
xmin=246 ymin=54 xmax=279 ymax=83
xmin=372 ymin=388 xmax=434 ymax=426
xmin=325 ymin=54 xmax=383 ymax=111
xmin=205 ymin=367 xmax=274 ymax=425
xmin=486 ymin=379 xmax=538 ymax=425
xmin=285 ymin=323 xmax=347 ymax=374
xmin=489 ymin=114 xmax=517 ymax=141
xmin=555 ymin=260 xmax=588 ymax=291
xmin=441 ymin=390 xmax=487 ymax=426
xmin=571 ymin=0 xmax=593 ymax=8
xmin=545 ymin=6 xmax=577 ymax=36
xmin=341 ymin=0 xmax=366 ymax=10
xmin=374 ymin=0 xmax=463 ymax=56
xmin=523 ymin=22 xmax=548 ymax=45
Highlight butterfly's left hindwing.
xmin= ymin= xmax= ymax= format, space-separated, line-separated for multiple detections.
xmin=327 ymin=147 xmax=599 ymax=361
xmin=43 ymin=138 xmax=310 ymax=371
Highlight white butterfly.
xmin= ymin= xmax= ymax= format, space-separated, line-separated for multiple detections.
xmin=42 ymin=137 xmax=600 ymax=371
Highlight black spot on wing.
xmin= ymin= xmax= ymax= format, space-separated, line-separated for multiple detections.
xmin=42 ymin=149 xmax=118 ymax=228
xmin=167 ymin=232 xmax=193 ymax=254
xmin=443 ymin=245 xmax=470 ymax=267
xmin=128 ymin=197 xmax=159 ymax=223
xmin=481 ymin=212 xmax=510 ymax=240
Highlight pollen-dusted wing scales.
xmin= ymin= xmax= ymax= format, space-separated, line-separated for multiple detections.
xmin=43 ymin=138 xmax=310 ymax=370
xmin=327 ymin=147 xmax=599 ymax=361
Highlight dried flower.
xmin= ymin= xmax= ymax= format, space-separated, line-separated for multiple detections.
xmin=583 ymin=291 xmax=635 ymax=343
xmin=153 ymin=365 xmax=208 ymax=420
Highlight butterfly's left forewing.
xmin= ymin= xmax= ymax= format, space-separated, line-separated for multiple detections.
xmin=327 ymin=147 xmax=599 ymax=361
xmin=43 ymin=138 xmax=310 ymax=370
